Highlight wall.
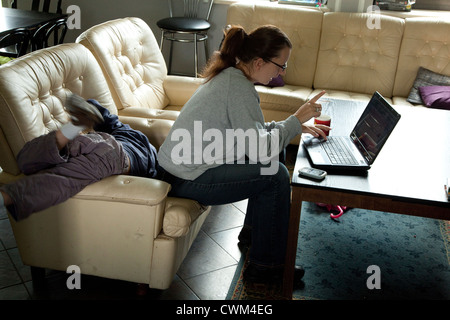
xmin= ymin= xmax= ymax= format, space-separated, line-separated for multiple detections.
xmin=10 ymin=0 xmax=228 ymax=76
xmin=8 ymin=1 xmax=449 ymax=75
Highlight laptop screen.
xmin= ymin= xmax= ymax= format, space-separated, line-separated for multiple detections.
xmin=350 ymin=92 xmax=401 ymax=164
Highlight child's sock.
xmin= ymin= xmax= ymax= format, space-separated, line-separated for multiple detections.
xmin=60 ymin=121 xmax=87 ymax=140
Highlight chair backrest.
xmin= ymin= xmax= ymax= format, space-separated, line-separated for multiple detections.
xmin=11 ymin=0 xmax=63 ymax=14
xmin=76 ymin=17 xmax=170 ymax=112
xmin=0 ymin=43 xmax=117 ymax=175
xmin=31 ymin=18 xmax=68 ymax=51
xmin=0 ymin=28 xmax=31 ymax=58
xmin=169 ymin=0 xmax=214 ymax=20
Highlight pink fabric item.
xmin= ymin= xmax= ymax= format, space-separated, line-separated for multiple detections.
xmin=418 ymin=86 xmax=450 ymax=110
xmin=255 ymin=75 xmax=284 ymax=87
xmin=316 ymin=203 xmax=349 ymax=219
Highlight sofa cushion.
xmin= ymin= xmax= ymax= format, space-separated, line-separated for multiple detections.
xmin=227 ymin=2 xmax=323 ymax=89
xmin=393 ymin=18 xmax=450 ymax=98
xmin=407 ymin=67 xmax=450 ymax=104
xmin=419 ymin=86 xmax=450 ymax=110
xmin=314 ymin=12 xmax=404 ymax=98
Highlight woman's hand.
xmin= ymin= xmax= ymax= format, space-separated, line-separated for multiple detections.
xmin=302 ymin=123 xmax=330 ymax=140
xmin=294 ymin=90 xmax=326 ymax=124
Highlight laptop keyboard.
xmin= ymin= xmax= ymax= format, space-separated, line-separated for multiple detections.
xmin=322 ymin=137 xmax=358 ymax=165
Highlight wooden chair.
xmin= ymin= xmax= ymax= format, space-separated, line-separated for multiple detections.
xmin=0 ymin=28 xmax=31 ymax=58
xmin=31 ymin=18 xmax=67 ymax=50
xmin=11 ymin=0 xmax=63 ymax=14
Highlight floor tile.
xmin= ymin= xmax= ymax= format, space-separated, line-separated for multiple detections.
xmin=0 ymin=218 xmax=16 ymax=249
xmin=176 ymin=230 xmax=237 ymax=280
xmin=202 ymin=203 xmax=245 ymax=235
xmin=0 ymin=251 xmax=22 ymax=289
xmin=209 ymin=227 xmax=243 ymax=262
xmin=0 ymin=283 xmax=29 ymax=300
xmin=8 ymin=248 xmax=31 ymax=282
xmin=184 ymin=265 xmax=237 ymax=300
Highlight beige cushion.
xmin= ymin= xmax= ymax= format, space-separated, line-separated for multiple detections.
xmin=393 ymin=18 xmax=450 ymax=98
xmin=314 ymin=12 xmax=404 ymax=98
xmin=163 ymin=197 xmax=208 ymax=238
xmin=77 ymin=17 xmax=169 ymax=112
xmin=227 ymin=2 xmax=323 ymax=89
xmin=163 ymin=75 xmax=204 ymax=110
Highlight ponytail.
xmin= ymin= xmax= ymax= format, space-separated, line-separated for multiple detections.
xmin=201 ymin=25 xmax=291 ymax=81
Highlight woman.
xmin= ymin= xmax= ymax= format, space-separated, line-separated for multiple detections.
xmin=157 ymin=25 xmax=329 ymax=285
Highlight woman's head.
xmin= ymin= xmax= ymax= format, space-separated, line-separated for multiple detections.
xmin=202 ymin=25 xmax=292 ymax=84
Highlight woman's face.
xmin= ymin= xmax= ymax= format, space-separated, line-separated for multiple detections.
xmin=250 ymin=46 xmax=291 ymax=85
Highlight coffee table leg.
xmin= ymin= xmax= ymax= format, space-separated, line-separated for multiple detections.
xmin=282 ymin=187 xmax=303 ymax=299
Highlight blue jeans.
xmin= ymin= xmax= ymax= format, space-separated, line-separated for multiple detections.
xmin=90 ymin=100 xmax=158 ymax=178
xmin=159 ymin=161 xmax=291 ymax=268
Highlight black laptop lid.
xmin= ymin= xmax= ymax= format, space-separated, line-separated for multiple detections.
xmin=350 ymin=92 xmax=401 ymax=165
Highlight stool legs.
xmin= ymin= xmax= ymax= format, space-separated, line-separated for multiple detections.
xmin=159 ymin=31 xmax=208 ymax=78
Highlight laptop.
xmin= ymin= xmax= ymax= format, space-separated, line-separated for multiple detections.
xmin=303 ymin=91 xmax=401 ymax=171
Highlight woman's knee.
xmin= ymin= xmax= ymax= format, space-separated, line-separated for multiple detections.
xmin=271 ymin=162 xmax=290 ymax=183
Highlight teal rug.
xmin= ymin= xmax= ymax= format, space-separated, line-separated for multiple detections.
xmin=227 ymin=202 xmax=450 ymax=300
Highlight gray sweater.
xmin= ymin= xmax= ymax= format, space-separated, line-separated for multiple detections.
xmin=157 ymin=67 xmax=302 ymax=180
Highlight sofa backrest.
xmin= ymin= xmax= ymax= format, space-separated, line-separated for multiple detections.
xmin=76 ymin=17 xmax=169 ymax=112
xmin=0 ymin=43 xmax=117 ymax=175
xmin=314 ymin=12 xmax=404 ymax=98
xmin=226 ymin=3 xmax=323 ymax=89
xmin=393 ymin=18 xmax=450 ymax=97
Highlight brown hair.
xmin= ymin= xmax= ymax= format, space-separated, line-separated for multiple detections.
xmin=201 ymin=25 xmax=292 ymax=81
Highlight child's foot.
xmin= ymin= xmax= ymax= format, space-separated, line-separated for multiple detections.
xmin=65 ymin=94 xmax=104 ymax=128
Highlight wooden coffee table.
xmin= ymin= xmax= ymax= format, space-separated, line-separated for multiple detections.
xmin=283 ymin=98 xmax=450 ymax=298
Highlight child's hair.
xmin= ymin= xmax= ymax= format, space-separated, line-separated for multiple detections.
xmin=201 ymin=25 xmax=292 ymax=81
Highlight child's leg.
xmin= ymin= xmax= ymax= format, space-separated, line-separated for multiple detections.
xmin=16 ymin=131 xmax=71 ymax=175
xmin=2 ymin=132 xmax=127 ymax=221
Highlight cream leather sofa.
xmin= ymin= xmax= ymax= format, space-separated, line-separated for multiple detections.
xmin=227 ymin=3 xmax=450 ymax=126
xmin=0 ymin=19 xmax=210 ymax=290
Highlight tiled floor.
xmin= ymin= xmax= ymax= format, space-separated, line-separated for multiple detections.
xmin=0 ymin=199 xmax=248 ymax=300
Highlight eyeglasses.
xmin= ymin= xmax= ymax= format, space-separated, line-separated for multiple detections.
xmin=267 ymin=59 xmax=288 ymax=71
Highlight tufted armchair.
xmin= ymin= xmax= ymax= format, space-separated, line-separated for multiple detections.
xmin=0 ymin=42 xmax=210 ymax=290
xmin=76 ymin=17 xmax=203 ymax=124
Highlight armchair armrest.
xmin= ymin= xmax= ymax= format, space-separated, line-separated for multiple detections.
xmin=163 ymin=75 xmax=204 ymax=108
xmin=75 ymin=175 xmax=171 ymax=238
xmin=75 ymin=175 xmax=171 ymax=205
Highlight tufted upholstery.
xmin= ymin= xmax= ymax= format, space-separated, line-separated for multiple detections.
xmin=393 ymin=18 xmax=450 ymax=98
xmin=0 ymin=43 xmax=117 ymax=175
xmin=227 ymin=2 xmax=450 ymax=142
xmin=76 ymin=17 xmax=203 ymax=120
xmin=226 ymin=3 xmax=323 ymax=115
xmin=314 ymin=12 xmax=404 ymax=98
xmin=0 ymin=39 xmax=210 ymax=289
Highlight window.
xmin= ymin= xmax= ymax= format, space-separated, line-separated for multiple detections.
xmin=412 ymin=0 xmax=450 ymax=11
